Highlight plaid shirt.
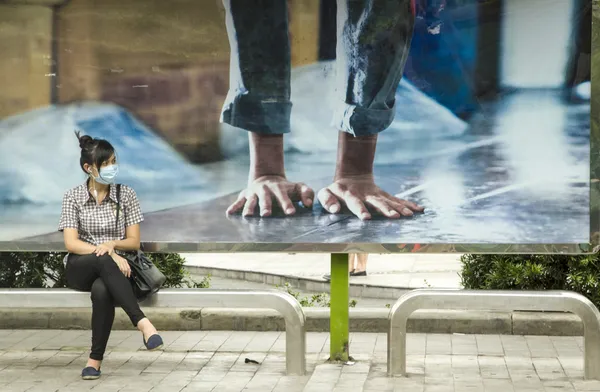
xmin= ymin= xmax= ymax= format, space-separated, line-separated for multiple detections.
xmin=58 ymin=182 xmax=144 ymax=249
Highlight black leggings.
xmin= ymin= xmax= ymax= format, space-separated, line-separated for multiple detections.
xmin=65 ymin=253 xmax=146 ymax=361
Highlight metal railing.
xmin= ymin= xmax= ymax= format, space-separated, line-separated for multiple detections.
xmin=0 ymin=288 xmax=306 ymax=376
xmin=388 ymin=289 xmax=600 ymax=380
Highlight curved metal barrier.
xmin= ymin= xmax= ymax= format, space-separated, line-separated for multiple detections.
xmin=388 ymin=289 xmax=600 ymax=380
xmin=0 ymin=288 xmax=306 ymax=376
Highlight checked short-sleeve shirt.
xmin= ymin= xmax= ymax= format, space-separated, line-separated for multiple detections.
xmin=58 ymin=182 xmax=144 ymax=248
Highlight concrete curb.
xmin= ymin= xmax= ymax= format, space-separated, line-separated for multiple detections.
xmin=0 ymin=308 xmax=583 ymax=336
xmin=186 ymin=265 xmax=421 ymax=300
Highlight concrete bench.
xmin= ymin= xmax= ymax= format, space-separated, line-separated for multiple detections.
xmin=0 ymin=288 xmax=307 ymax=376
xmin=387 ymin=289 xmax=600 ymax=380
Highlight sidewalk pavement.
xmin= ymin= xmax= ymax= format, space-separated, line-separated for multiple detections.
xmin=1 ymin=329 xmax=598 ymax=391
xmin=182 ymin=253 xmax=463 ymax=289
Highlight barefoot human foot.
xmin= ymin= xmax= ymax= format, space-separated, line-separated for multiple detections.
xmin=317 ymin=174 xmax=424 ymax=220
xmin=226 ymin=176 xmax=314 ymax=217
xmin=322 ymin=132 xmax=424 ymax=220
xmin=225 ymin=133 xmax=315 ymax=217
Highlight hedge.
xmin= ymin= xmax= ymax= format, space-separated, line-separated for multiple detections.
xmin=0 ymin=252 xmax=209 ymax=289
xmin=460 ymin=253 xmax=600 ymax=308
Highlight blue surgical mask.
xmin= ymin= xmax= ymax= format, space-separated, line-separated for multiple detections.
xmin=92 ymin=164 xmax=119 ymax=185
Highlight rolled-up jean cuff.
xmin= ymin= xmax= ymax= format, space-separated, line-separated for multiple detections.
xmin=220 ymin=94 xmax=292 ymax=135
xmin=330 ymin=102 xmax=396 ymax=137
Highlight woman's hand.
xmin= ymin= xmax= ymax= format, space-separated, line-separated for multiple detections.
xmin=95 ymin=241 xmax=115 ymax=257
xmin=111 ymin=253 xmax=131 ymax=278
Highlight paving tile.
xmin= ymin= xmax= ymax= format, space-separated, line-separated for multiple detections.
xmin=476 ymin=335 xmax=505 ymax=356
xmin=8 ymin=330 xmax=63 ymax=351
xmin=194 ymin=332 xmax=233 ymax=352
xmin=244 ymin=332 xmax=280 ymax=352
xmin=181 ymin=381 xmax=219 ymax=391
xmin=168 ymin=331 xmax=208 ymax=352
xmin=426 ymin=334 xmax=452 ymax=355
xmin=0 ymin=330 xmax=597 ymax=391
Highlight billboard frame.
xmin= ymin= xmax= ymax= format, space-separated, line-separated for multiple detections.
xmin=0 ymin=2 xmax=598 ymax=255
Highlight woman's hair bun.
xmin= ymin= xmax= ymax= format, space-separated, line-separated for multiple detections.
xmin=74 ymin=130 xmax=94 ymax=149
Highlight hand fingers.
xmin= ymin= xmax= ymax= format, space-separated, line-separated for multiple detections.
xmin=123 ymin=261 xmax=130 ymax=278
xmin=226 ymin=195 xmax=247 ymax=215
xmin=272 ymin=187 xmax=295 ymax=215
xmin=342 ymin=193 xmax=371 ymax=220
xmin=317 ymin=188 xmax=341 ymax=214
xmin=365 ymin=198 xmax=401 ymax=218
xmin=120 ymin=261 xmax=130 ymax=277
xmin=382 ymin=192 xmax=424 ymax=212
xmin=296 ymin=183 xmax=314 ymax=208
xmin=393 ymin=197 xmax=424 ymax=212
xmin=242 ymin=194 xmax=258 ymax=217
xmin=256 ymin=185 xmax=273 ymax=217
xmin=387 ymin=199 xmax=418 ymax=217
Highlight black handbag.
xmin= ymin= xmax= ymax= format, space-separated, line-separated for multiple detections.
xmin=116 ymin=184 xmax=166 ymax=301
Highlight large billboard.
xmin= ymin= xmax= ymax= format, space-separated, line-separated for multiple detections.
xmin=0 ymin=0 xmax=597 ymax=253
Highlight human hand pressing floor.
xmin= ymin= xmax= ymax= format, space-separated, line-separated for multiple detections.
xmin=226 ymin=132 xmax=423 ymax=220
xmin=226 ymin=133 xmax=314 ymax=217
xmin=226 ymin=175 xmax=314 ymax=217
xmin=317 ymin=132 xmax=424 ymax=220
xmin=318 ymin=175 xmax=424 ymax=220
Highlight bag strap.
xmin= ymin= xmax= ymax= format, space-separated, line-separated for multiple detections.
xmin=115 ymin=184 xmax=121 ymax=231
xmin=114 ymin=184 xmax=144 ymax=253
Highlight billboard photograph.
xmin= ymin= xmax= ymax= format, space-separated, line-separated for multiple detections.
xmin=0 ymin=0 xmax=596 ymax=251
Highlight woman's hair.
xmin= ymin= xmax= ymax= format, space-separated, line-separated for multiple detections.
xmin=75 ymin=130 xmax=115 ymax=174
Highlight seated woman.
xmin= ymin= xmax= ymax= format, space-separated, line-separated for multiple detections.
xmin=59 ymin=131 xmax=163 ymax=380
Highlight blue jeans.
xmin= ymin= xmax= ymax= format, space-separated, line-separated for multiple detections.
xmin=220 ymin=0 xmax=416 ymax=137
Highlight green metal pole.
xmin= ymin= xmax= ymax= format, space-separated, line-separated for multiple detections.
xmin=330 ymin=253 xmax=350 ymax=362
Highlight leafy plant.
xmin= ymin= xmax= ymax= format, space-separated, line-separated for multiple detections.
xmin=275 ymin=282 xmax=358 ymax=308
xmin=148 ymin=253 xmax=210 ymax=288
xmin=0 ymin=252 xmax=209 ymax=289
xmin=0 ymin=252 xmax=67 ymax=289
xmin=460 ymin=253 xmax=600 ymax=307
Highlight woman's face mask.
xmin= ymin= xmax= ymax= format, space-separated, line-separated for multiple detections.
xmin=90 ymin=164 xmax=119 ymax=185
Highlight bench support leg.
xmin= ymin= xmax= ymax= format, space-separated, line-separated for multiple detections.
xmin=330 ymin=253 xmax=350 ymax=362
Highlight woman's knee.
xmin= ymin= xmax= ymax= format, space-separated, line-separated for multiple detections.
xmin=97 ymin=254 xmax=120 ymax=273
xmin=97 ymin=254 xmax=114 ymax=265
xmin=90 ymin=279 xmax=112 ymax=304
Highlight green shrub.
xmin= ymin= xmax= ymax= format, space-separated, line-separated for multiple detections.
xmin=0 ymin=252 xmax=209 ymax=289
xmin=0 ymin=252 xmax=67 ymax=289
xmin=460 ymin=253 xmax=600 ymax=307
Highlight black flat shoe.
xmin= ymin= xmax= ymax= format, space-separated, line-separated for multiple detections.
xmin=81 ymin=366 xmax=101 ymax=380
xmin=144 ymin=334 xmax=164 ymax=351
xmin=350 ymin=270 xmax=367 ymax=277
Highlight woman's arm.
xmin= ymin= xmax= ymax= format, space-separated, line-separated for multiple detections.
xmin=63 ymin=228 xmax=97 ymax=254
xmin=112 ymin=224 xmax=141 ymax=251
xmin=114 ymin=186 xmax=144 ymax=251
xmin=59 ymin=192 xmax=96 ymax=254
